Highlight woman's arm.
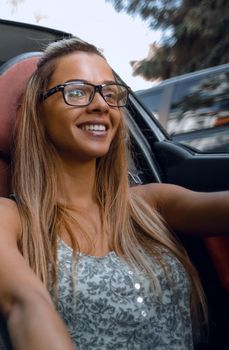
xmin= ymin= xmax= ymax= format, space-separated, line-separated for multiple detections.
xmin=135 ymin=183 xmax=229 ymax=236
xmin=0 ymin=198 xmax=74 ymax=350
xmin=7 ymin=292 xmax=74 ymax=350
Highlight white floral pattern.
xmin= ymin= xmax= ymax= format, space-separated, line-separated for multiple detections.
xmin=51 ymin=240 xmax=193 ymax=350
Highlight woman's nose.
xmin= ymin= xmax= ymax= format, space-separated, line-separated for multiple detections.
xmin=86 ymin=91 xmax=109 ymax=113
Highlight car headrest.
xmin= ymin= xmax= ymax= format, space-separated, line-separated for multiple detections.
xmin=0 ymin=52 xmax=42 ymax=196
xmin=0 ymin=52 xmax=42 ymax=156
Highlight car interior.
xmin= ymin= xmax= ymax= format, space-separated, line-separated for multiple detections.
xmin=0 ymin=21 xmax=228 ymax=350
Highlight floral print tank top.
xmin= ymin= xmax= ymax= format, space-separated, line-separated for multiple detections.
xmin=53 ymin=240 xmax=193 ymax=350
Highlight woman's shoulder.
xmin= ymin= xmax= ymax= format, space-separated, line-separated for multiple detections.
xmin=0 ymin=197 xmax=21 ymax=239
xmin=131 ymin=182 xmax=188 ymax=210
xmin=131 ymin=183 xmax=168 ymax=206
xmin=0 ymin=196 xmax=19 ymax=211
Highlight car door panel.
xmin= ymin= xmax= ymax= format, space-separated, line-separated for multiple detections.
xmin=153 ymin=141 xmax=229 ymax=191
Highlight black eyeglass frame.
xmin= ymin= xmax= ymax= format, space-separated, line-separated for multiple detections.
xmin=40 ymin=80 xmax=131 ymax=107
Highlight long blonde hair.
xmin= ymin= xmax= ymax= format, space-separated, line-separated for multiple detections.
xmin=12 ymin=38 xmax=207 ymax=339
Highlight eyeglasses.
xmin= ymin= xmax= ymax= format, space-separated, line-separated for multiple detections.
xmin=40 ymin=80 xmax=131 ymax=107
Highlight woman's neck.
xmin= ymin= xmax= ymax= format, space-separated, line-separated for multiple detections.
xmin=56 ymin=158 xmax=98 ymax=209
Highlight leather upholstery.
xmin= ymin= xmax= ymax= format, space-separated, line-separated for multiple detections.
xmin=0 ymin=52 xmax=41 ymax=349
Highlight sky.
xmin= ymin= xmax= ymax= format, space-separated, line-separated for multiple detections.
xmin=0 ymin=0 xmax=162 ymax=90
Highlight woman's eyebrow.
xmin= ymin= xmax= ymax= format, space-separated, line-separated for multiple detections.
xmin=102 ymin=80 xmax=117 ymax=84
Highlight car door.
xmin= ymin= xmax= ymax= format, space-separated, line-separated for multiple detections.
xmin=126 ymin=92 xmax=229 ymax=350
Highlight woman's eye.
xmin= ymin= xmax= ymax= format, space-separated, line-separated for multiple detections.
xmin=68 ymin=88 xmax=86 ymax=98
xmin=104 ymin=92 xmax=114 ymax=98
xmin=104 ymin=90 xmax=117 ymax=101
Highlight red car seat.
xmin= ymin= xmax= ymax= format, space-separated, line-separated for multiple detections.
xmin=0 ymin=52 xmax=42 ymax=197
xmin=204 ymin=236 xmax=229 ymax=292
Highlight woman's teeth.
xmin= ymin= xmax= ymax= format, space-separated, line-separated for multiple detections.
xmin=80 ymin=124 xmax=106 ymax=131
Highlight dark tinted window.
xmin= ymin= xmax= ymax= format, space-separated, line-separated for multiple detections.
xmin=137 ymin=88 xmax=164 ymax=120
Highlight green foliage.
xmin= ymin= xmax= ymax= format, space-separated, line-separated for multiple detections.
xmin=106 ymin=0 xmax=229 ymax=80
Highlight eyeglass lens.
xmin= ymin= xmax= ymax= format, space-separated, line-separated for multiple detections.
xmin=64 ymin=83 xmax=128 ymax=106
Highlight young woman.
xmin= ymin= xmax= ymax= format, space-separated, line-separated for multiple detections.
xmin=0 ymin=38 xmax=228 ymax=350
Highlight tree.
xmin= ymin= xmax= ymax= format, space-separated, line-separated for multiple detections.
xmin=106 ymin=0 xmax=229 ymax=80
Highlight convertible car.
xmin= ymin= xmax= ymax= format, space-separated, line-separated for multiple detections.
xmin=0 ymin=19 xmax=228 ymax=350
